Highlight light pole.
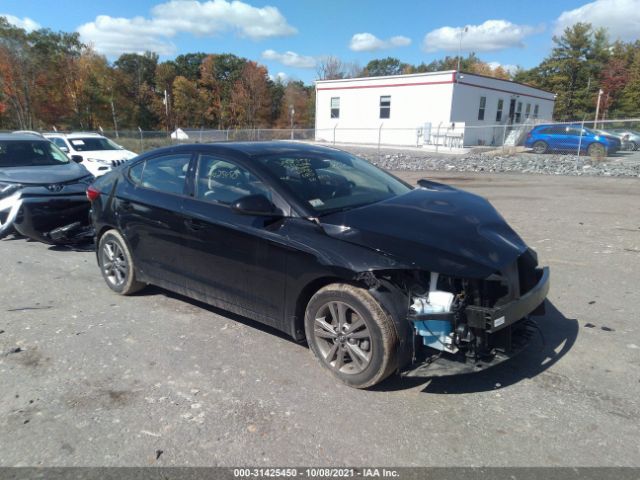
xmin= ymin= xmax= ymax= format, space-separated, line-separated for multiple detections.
xmin=289 ymin=104 xmax=295 ymax=140
xmin=594 ymin=89 xmax=603 ymax=130
xmin=456 ymin=26 xmax=469 ymax=75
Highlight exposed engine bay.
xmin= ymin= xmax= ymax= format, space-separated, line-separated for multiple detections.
xmin=371 ymin=248 xmax=549 ymax=376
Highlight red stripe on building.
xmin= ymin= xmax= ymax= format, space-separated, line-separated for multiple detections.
xmin=316 ymin=80 xmax=454 ymax=91
xmin=316 ymin=72 xmax=553 ymax=102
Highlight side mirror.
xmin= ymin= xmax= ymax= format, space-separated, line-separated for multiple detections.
xmin=232 ymin=194 xmax=279 ymax=216
xmin=71 ymin=155 xmax=83 ymax=163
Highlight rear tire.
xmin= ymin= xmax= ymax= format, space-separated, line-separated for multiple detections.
xmin=587 ymin=142 xmax=606 ymax=158
xmin=630 ymin=141 xmax=638 ymax=151
xmin=304 ymin=283 xmax=398 ymax=389
xmin=532 ymin=141 xmax=548 ymax=154
xmin=97 ymin=229 xmax=145 ymax=295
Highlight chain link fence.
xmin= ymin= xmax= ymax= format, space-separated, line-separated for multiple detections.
xmin=8 ymin=118 xmax=640 ymax=160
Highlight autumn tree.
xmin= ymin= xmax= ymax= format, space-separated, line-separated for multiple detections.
xmin=275 ymin=80 xmax=313 ymax=128
xmin=228 ymin=61 xmax=270 ymax=128
xmin=172 ymin=75 xmax=207 ymax=127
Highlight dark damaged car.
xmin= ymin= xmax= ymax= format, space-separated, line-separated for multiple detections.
xmin=0 ymin=133 xmax=94 ymax=243
xmin=89 ymin=142 xmax=550 ymax=388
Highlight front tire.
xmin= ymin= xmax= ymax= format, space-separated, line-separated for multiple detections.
xmin=98 ymin=229 xmax=145 ymax=295
xmin=304 ymin=284 xmax=398 ymax=388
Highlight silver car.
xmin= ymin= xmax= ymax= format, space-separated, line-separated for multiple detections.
xmin=609 ymin=129 xmax=640 ymax=151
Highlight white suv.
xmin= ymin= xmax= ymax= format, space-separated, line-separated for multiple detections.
xmin=43 ymin=132 xmax=137 ymax=177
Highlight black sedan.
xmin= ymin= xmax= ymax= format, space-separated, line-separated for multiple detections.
xmin=0 ymin=133 xmax=94 ymax=243
xmin=89 ymin=142 xmax=550 ymax=388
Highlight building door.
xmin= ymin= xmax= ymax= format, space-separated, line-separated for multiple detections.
xmin=508 ymin=99 xmax=516 ymax=123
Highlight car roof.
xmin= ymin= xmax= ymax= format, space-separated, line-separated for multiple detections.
xmin=0 ymin=133 xmax=50 ymax=141
xmin=44 ymin=132 xmax=104 ymax=138
xmin=142 ymin=141 xmax=345 ymax=159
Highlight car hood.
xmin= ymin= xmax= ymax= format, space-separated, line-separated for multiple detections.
xmin=77 ymin=149 xmax=137 ymax=160
xmin=319 ymin=181 xmax=528 ymax=278
xmin=0 ymin=162 xmax=91 ymax=185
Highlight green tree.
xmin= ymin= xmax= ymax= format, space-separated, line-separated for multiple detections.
xmin=362 ymin=57 xmax=409 ymax=77
xmin=522 ymin=23 xmax=610 ymax=120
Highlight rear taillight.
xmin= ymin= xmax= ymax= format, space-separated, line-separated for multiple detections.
xmin=86 ymin=185 xmax=100 ymax=202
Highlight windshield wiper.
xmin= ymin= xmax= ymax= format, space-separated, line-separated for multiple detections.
xmin=316 ymin=201 xmax=377 ymax=217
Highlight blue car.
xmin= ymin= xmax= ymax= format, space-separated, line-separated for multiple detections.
xmin=525 ymin=124 xmax=621 ymax=156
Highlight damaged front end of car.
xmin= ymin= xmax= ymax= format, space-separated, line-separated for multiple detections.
xmin=319 ymin=179 xmax=550 ymax=377
xmin=355 ymin=249 xmax=549 ymax=378
xmin=0 ymin=177 xmax=95 ymax=245
xmin=403 ymin=248 xmax=548 ymax=376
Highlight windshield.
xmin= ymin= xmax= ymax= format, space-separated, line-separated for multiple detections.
xmin=0 ymin=140 xmax=70 ymax=167
xmin=68 ymin=137 xmax=122 ymax=152
xmin=256 ymin=150 xmax=412 ymax=215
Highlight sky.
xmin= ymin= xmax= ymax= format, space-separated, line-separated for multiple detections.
xmin=2 ymin=0 xmax=640 ymax=83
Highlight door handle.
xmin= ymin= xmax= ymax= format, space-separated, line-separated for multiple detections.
xmin=119 ymin=200 xmax=133 ymax=211
xmin=184 ymin=218 xmax=206 ymax=231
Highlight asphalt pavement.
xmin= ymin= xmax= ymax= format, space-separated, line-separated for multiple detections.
xmin=0 ymin=171 xmax=639 ymax=467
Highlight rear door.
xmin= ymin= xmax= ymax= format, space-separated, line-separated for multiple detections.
xmin=180 ymin=152 xmax=290 ymax=326
xmin=117 ymin=152 xmax=194 ymax=287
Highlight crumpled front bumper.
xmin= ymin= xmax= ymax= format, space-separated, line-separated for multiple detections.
xmin=13 ymin=193 xmax=91 ymax=244
xmin=465 ymin=267 xmax=550 ymax=333
xmin=402 ymin=266 xmax=550 ymax=378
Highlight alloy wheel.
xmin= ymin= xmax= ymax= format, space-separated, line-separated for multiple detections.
xmin=101 ymin=239 xmax=129 ymax=287
xmin=313 ymin=301 xmax=372 ymax=374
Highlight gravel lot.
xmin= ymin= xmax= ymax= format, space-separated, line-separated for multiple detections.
xmin=336 ymin=145 xmax=640 ymax=177
xmin=0 ymin=171 xmax=639 ymax=467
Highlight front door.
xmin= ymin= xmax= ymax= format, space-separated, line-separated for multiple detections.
xmin=180 ymin=153 xmax=290 ymax=326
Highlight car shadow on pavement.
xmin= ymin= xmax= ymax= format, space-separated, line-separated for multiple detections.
xmin=375 ymin=301 xmax=578 ymax=393
xmin=138 ymin=285 xmax=306 ymax=346
xmin=47 ymin=241 xmax=95 ymax=253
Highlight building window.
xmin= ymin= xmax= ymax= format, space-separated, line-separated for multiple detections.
xmin=379 ymin=96 xmax=391 ymax=119
xmin=330 ymin=97 xmax=340 ymax=119
xmin=515 ymin=101 xmax=523 ymax=123
xmin=496 ymin=99 xmax=504 ymax=122
xmin=478 ymin=96 xmax=487 ymax=121
xmin=533 ymin=104 xmax=539 ymax=119
xmin=525 ymin=103 xmax=531 ymax=119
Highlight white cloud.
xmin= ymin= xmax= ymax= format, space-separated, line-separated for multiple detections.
xmin=555 ymin=0 xmax=640 ymax=41
xmin=262 ymin=49 xmax=316 ymax=68
xmin=349 ymin=32 xmax=411 ymax=52
xmin=487 ymin=61 xmax=518 ymax=75
xmin=422 ymin=20 xmax=539 ymax=52
xmin=1 ymin=14 xmax=41 ymax=32
xmin=78 ymin=0 xmax=297 ymax=57
xmin=150 ymin=0 xmax=296 ymax=40
xmin=269 ymin=71 xmax=289 ymax=83
xmin=78 ymin=15 xmax=177 ymax=56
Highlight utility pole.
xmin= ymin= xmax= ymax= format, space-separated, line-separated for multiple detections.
xmin=290 ymin=104 xmax=295 ymax=140
xmin=456 ymin=26 xmax=468 ymax=75
xmin=594 ymin=89 xmax=603 ymax=130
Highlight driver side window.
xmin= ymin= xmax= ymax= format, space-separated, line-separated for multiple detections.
xmin=195 ymin=154 xmax=270 ymax=205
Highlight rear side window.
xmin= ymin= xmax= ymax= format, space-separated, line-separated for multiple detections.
xmin=129 ymin=154 xmax=191 ymax=195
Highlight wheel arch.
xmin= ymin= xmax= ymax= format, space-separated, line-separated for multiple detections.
xmin=290 ymin=270 xmax=414 ymax=370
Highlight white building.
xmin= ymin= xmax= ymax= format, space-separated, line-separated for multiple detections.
xmin=315 ymin=71 xmax=556 ymax=147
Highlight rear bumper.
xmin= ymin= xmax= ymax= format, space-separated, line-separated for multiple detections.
xmin=13 ymin=194 xmax=90 ymax=244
